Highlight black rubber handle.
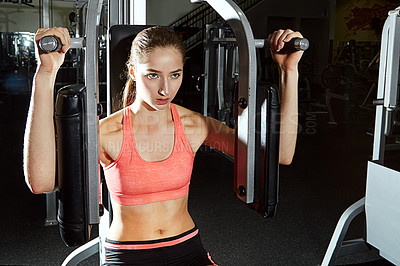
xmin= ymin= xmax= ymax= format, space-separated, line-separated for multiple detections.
xmin=38 ymin=35 xmax=62 ymax=52
xmin=278 ymin=37 xmax=309 ymax=53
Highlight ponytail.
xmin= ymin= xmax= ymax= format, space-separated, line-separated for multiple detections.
xmin=123 ymin=77 xmax=135 ymax=108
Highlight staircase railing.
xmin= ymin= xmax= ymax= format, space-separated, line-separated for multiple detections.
xmin=169 ymin=0 xmax=264 ymax=50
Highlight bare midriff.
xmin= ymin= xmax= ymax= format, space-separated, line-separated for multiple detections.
xmin=107 ymin=194 xmax=195 ymax=241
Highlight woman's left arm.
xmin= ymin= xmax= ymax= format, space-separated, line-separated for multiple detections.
xmin=269 ymin=29 xmax=304 ymax=165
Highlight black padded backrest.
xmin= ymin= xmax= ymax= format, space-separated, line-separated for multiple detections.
xmin=108 ymin=25 xmax=154 ymax=113
xmin=251 ymin=83 xmax=280 ymax=218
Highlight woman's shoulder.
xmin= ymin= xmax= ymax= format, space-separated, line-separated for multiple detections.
xmin=99 ymin=108 xmax=124 ymax=135
xmin=173 ymin=103 xmax=206 ymax=128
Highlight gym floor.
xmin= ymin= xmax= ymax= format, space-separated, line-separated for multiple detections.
xmin=0 ymin=92 xmax=396 ymax=265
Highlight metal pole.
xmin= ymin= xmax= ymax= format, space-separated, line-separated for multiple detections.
xmin=193 ymin=0 xmax=258 ymax=203
xmin=42 ymin=0 xmax=56 ymax=226
xmin=45 ymin=192 xmax=57 ymax=226
xmin=321 ymin=198 xmax=366 ymax=266
xmin=118 ymin=0 xmax=123 ymax=24
xmin=84 ymin=0 xmax=102 ymax=225
xmin=130 ymin=0 xmax=134 ymax=24
xmin=41 ymin=0 xmax=51 ymax=28
xmin=132 ymin=0 xmax=146 ymax=25
xmin=203 ymin=24 xmax=211 ymax=117
xmin=384 ymin=9 xmax=400 ymax=110
xmin=216 ymin=28 xmax=225 ymax=112
xmin=62 ymin=237 xmax=100 ymax=266
xmin=372 ymin=17 xmax=390 ymax=163
xmin=108 ymin=0 xmax=119 ymax=27
xmin=124 ymin=0 xmax=129 ymax=24
xmin=75 ymin=1 xmax=80 ymax=37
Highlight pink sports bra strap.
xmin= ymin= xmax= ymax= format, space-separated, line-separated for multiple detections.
xmin=122 ymin=106 xmax=134 ymax=143
xmin=170 ymin=104 xmax=193 ymax=154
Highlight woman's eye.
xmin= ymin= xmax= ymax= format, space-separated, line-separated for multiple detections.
xmin=171 ymin=73 xmax=181 ymax=79
xmin=147 ymin=73 xmax=159 ymax=79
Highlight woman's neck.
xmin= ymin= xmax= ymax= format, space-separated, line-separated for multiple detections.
xmin=130 ymin=99 xmax=172 ymax=126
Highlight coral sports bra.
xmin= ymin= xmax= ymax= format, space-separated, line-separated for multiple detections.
xmin=103 ymin=103 xmax=194 ymax=206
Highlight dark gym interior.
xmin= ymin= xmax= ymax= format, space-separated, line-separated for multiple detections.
xmin=1 ymin=0 xmax=399 ymax=265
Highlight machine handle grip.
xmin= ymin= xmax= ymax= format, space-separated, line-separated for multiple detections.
xmin=38 ymin=36 xmax=84 ymax=52
xmin=264 ymin=37 xmax=309 ymax=53
xmin=38 ymin=35 xmax=62 ymax=52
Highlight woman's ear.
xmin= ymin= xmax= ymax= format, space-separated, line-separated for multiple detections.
xmin=128 ymin=64 xmax=136 ymax=81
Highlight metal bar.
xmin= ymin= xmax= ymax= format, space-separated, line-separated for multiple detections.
xmin=216 ymin=28 xmax=225 ymax=112
xmin=84 ymin=0 xmax=102 ymax=225
xmin=321 ymin=198 xmax=366 ymax=266
xmin=45 ymin=193 xmax=57 ymax=226
xmin=384 ymin=9 xmax=400 ymax=110
xmin=74 ymin=1 xmax=80 ymax=37
xmin=193 ymin=0 xmax=258 ymax=203
xmin=373 ymin=16 xmax=390 ymax=162
xmin=118 ymin=0 xmax=123 ymax=24
xmin=130 ymin=0 xmax=134 ymax=24
xmin=233 ymin=46 xmax=239 ymax=79
xmin=203 ymin=24 xmax=211 ymax=117
xmin=124 ymin=0 xmax=129 ymax=24
xmin=133 ymin=0 xmax=146 ymax=25
xmin=212 ymin=38 xmax=263 ymax=48
xmin=61 ymin=237 xmax=100 ymax=266
xmin=337 ymin=239 xmax=370 ymax=257
xmin=42 ymin=0 xmax=50 ymax=28
xmin=43 ymin=0 xmax=56 ymax=226
xmin=43 ymin=0 xmax=55 ymax=226
xmin=82 ymin=4 xmax=88 ymax=37
xmin=70 ymin=37 xmax=85 ymax=49
xmin=108 ymin=0 xmax=119 ymax=27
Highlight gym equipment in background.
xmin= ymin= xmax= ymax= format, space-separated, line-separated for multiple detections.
xmin=321 ymin=7 xmax=400 ymax=266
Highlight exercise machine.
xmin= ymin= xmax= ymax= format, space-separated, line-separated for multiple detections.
xmin=40 ymin=0 xmax=307 ymax=264
xmin=196 ymin=0 xmax=308 ymax=217
xmin=36 ymin=0 xmax=104 ymax=263
xmin=321 ymin=7 xmax=400 ymax=265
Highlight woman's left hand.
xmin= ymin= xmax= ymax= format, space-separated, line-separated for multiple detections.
xmin=268 ymin=29 xmax=304 ymax=71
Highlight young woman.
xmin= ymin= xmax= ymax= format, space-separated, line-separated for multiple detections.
xmin=24 ymin=26 xmax=303 ymax=265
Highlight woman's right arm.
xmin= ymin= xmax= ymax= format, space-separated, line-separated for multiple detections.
xmin=23 ymin=27 xmax=71 ymax=194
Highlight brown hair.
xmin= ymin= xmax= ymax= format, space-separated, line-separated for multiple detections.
xmin=123 ymin=26 xmax=186 ymax=108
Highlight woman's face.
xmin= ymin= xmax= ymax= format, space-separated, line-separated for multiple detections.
xmin=132 ymin=46 xmax=184 ymax=111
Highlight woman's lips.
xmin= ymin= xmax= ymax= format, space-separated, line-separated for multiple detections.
xmin=156 ymin=98 xmax=169 ymax=105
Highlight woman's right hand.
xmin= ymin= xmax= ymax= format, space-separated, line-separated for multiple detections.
xmin=35 ymin=27 xmax=71 ymax=73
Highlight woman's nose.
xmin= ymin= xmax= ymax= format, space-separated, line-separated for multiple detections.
xmin=158 ymin=79 xmax=169 ymax=96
